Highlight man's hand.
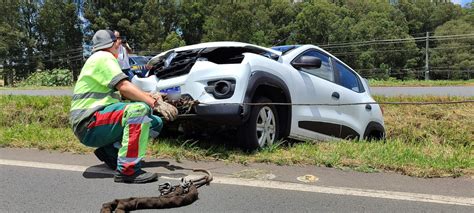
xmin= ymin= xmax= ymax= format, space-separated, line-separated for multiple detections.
xmin=151 ymin=93 xmax=178 ymax=121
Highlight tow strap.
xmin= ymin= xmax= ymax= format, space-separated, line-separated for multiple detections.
xmin=100 ymin=169 xmax=213 ymax=213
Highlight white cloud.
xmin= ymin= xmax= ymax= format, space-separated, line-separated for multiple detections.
xmin=452 ymin=0 xmax=462 ymax=4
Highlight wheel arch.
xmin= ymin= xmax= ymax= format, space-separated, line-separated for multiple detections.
xmin=243 ymin=71 xmax=292 ymax=139
xmin=363 ymin=121 xmax=385 ymax=140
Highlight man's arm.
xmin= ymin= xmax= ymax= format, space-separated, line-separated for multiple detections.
xmin=116 ymin=79 xmax=155 ymax=107
xmin=115 ymin=79 xmax=178 ymax=121
xmin=124 ymin=43 xmax=132 ymax=54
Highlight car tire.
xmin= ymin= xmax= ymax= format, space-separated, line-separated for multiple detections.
xmin=238 ymin=97 xmax=280 ymax=151
xmin=363 ymin=121 xmax=385 ymax=141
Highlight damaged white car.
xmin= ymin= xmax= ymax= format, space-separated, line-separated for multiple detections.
xmin=132 ymin=42 xmax=385 ymax=150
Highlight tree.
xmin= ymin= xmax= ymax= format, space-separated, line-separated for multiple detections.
xmin=0 ymin=1 xmax=22 ymax=86
xmin=258 ymin=0 xmax=300 ymax=46
xmin=1 ymin=1 xmax=40 ymax=85
xmin=17 ymin=1 xmax=40 ymax=79
xmin=84 ymin=0 xmax=146 ymax=50
xmin=178 ymin=1 xmax=211 ymax=45
xmin=290 ymin=1 xmax=341 ymax=45
xmin=397 ymin=0 xmax=463 ymax=35
xmin=161 ymin=32 xmax=185 ymax=51
xmin=430 ymin=16 xmax=474 ymax=79
xmin=202 ymin=3 xmax=257 ymax=43
xmin=37 ymin=0 xmax=83 ymax=77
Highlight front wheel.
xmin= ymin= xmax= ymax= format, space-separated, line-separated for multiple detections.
xmin=238 ymin=97 xmax=279 ymax=151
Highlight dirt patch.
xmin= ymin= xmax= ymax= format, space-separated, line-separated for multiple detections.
xmin=232 ymin=169 xmax=275 ymax=180
xmin=0 ymin=80 xmax=3 ymax=87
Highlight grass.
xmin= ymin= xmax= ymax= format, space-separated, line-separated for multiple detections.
xmin=0 ymin=95 xmax=472 ymax=177
xmin=0 ymin=85 xmax=73 ymax=90
xmin=369 ymin=79 xmax=474 ymax=87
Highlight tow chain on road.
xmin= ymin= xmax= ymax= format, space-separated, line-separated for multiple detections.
xmin=100 ymin=169 xmax=213 ymax=213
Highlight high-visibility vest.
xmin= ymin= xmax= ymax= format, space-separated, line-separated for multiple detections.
xmin=70 ymin=51 xmax=128 ymax=138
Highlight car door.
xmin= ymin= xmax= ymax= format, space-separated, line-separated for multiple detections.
xmin=289 ymin=49 xmax=343 ymax=140
xmin=332 ymin=59 xmax=368 ymax=139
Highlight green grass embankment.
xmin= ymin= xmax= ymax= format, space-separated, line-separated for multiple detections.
xmin=0 ymin=95 xmax=472 ymax=177
xmin=369 ymin=79 xmax=474 ymax=87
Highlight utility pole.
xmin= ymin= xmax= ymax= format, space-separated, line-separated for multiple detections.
xmin=424 ymin=32 xmax=430 ymax=80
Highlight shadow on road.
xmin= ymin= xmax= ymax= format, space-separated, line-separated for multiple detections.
xmin=82 ymin=160 xmax=190 ymax=179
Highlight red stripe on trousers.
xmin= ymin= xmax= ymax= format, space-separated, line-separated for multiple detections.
xmin=121 ymin=162 xmax=136 ymax=176
xmin=87 ymin=110 xmax=124 ymax=128
xmin=126 ymin=123 xmax=141 ymax=158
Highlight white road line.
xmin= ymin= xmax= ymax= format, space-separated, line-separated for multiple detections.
xmin=1 ymin=159 xmax=473 ymax=206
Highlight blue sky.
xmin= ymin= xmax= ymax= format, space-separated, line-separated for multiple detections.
xmin=452 ymin=0 xmax=472 ymax=6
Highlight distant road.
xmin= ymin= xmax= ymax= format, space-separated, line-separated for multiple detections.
xmin=371 ymin=86 xmax=474 ymax=97
xmin=0 ymin=89 xmax=72 ymax=96
xmin=0 ymin=86 xmax=473 ymax=96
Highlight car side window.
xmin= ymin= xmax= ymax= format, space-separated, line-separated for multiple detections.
xmin=294 ymin=50 xmax=334 ymax=82
xmin=334 ymin=61 xmax=362 ymax=93
xmin=129 ymin=58 xmax=135 ymax=65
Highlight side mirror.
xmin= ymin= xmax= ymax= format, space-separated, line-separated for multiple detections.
xmin=292 ymin=56 xmax=322 ymax=69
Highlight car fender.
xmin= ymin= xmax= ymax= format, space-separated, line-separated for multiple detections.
xmin=242 ymin=71 xmax=292 ymax=132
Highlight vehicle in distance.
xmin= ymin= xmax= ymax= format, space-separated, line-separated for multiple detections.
xmin=129 ymin=55 xmax=150 ymax=78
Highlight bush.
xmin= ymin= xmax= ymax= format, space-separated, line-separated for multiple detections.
xmin=19 ymin=69 xmax=73 ymax=87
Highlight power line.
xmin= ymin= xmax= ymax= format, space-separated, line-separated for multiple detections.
xmin=317 ymin=33 xmax=474 ymax=49
xmin=331 ymin=44 xmax=473 ymax=56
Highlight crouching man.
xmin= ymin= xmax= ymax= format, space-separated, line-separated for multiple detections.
xmin=70 ymin=30 xmax=178 ymax=184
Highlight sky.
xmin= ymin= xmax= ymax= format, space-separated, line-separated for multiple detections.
xmin=452 ymin=0 xmax=472 ymax=6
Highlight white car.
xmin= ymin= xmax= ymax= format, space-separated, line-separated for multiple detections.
xmin=132 ymin=42 xmax=385 ymax=150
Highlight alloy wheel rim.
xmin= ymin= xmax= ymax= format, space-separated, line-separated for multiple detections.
xmin=256 ymin=106 xmax=276 ymax=147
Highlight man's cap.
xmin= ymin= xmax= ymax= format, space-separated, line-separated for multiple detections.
xmin=92 ymin=30 xmax=117 ymax=53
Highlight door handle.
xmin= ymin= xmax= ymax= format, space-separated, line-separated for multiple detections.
xmin=331 ymin=92 xmax=340 ymax=99
xmin=365 ymin=104 xmax=372 ymax=111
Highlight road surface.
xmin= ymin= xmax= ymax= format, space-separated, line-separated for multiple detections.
xmin=1 ymin=148 xmax=472 ymax=212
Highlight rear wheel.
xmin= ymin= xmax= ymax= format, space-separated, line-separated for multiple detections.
xmin=239 ymin=97 xmax=280 ymax=151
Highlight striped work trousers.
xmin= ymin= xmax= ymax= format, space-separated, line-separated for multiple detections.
xmin=81 ymin=102 xmax=163 ymax=175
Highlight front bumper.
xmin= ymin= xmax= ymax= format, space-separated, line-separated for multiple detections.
xmin=178 ymin=103 xmax=244 ymax=125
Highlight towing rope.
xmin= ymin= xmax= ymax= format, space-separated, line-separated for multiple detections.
xmin=162 ymin=97 xmax=473 ymax=116
xmin=100 ymin=169 xmax=213 ymax=213
xmin=164 ymin=96 xmax=474 ymax=107
xmin=198 ymin=100 xmax=474 ymax=106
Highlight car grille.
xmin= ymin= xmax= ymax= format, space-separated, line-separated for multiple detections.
xmin=150 ymin=46 xmax=268 ymax=79
xmin=152 ymin=49 xmax=203 ymax=80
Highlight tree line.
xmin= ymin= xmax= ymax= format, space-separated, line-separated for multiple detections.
xmin=1 ymin=0 xmax=473 ymax=86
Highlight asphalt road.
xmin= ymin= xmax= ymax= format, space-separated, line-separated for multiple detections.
xmin=0 ymin=148 xmax=473 ymax=212
xmin=0 ymin=86 xmax=473 ymax=96
xmin=2 ymin=166 xmax=472 ymax=213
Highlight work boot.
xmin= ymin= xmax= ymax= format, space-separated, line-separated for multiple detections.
xmin=94 ymin=147 xmax=117 ymax=170
xmin=114 ymin=169 xmax=158 ymax=184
